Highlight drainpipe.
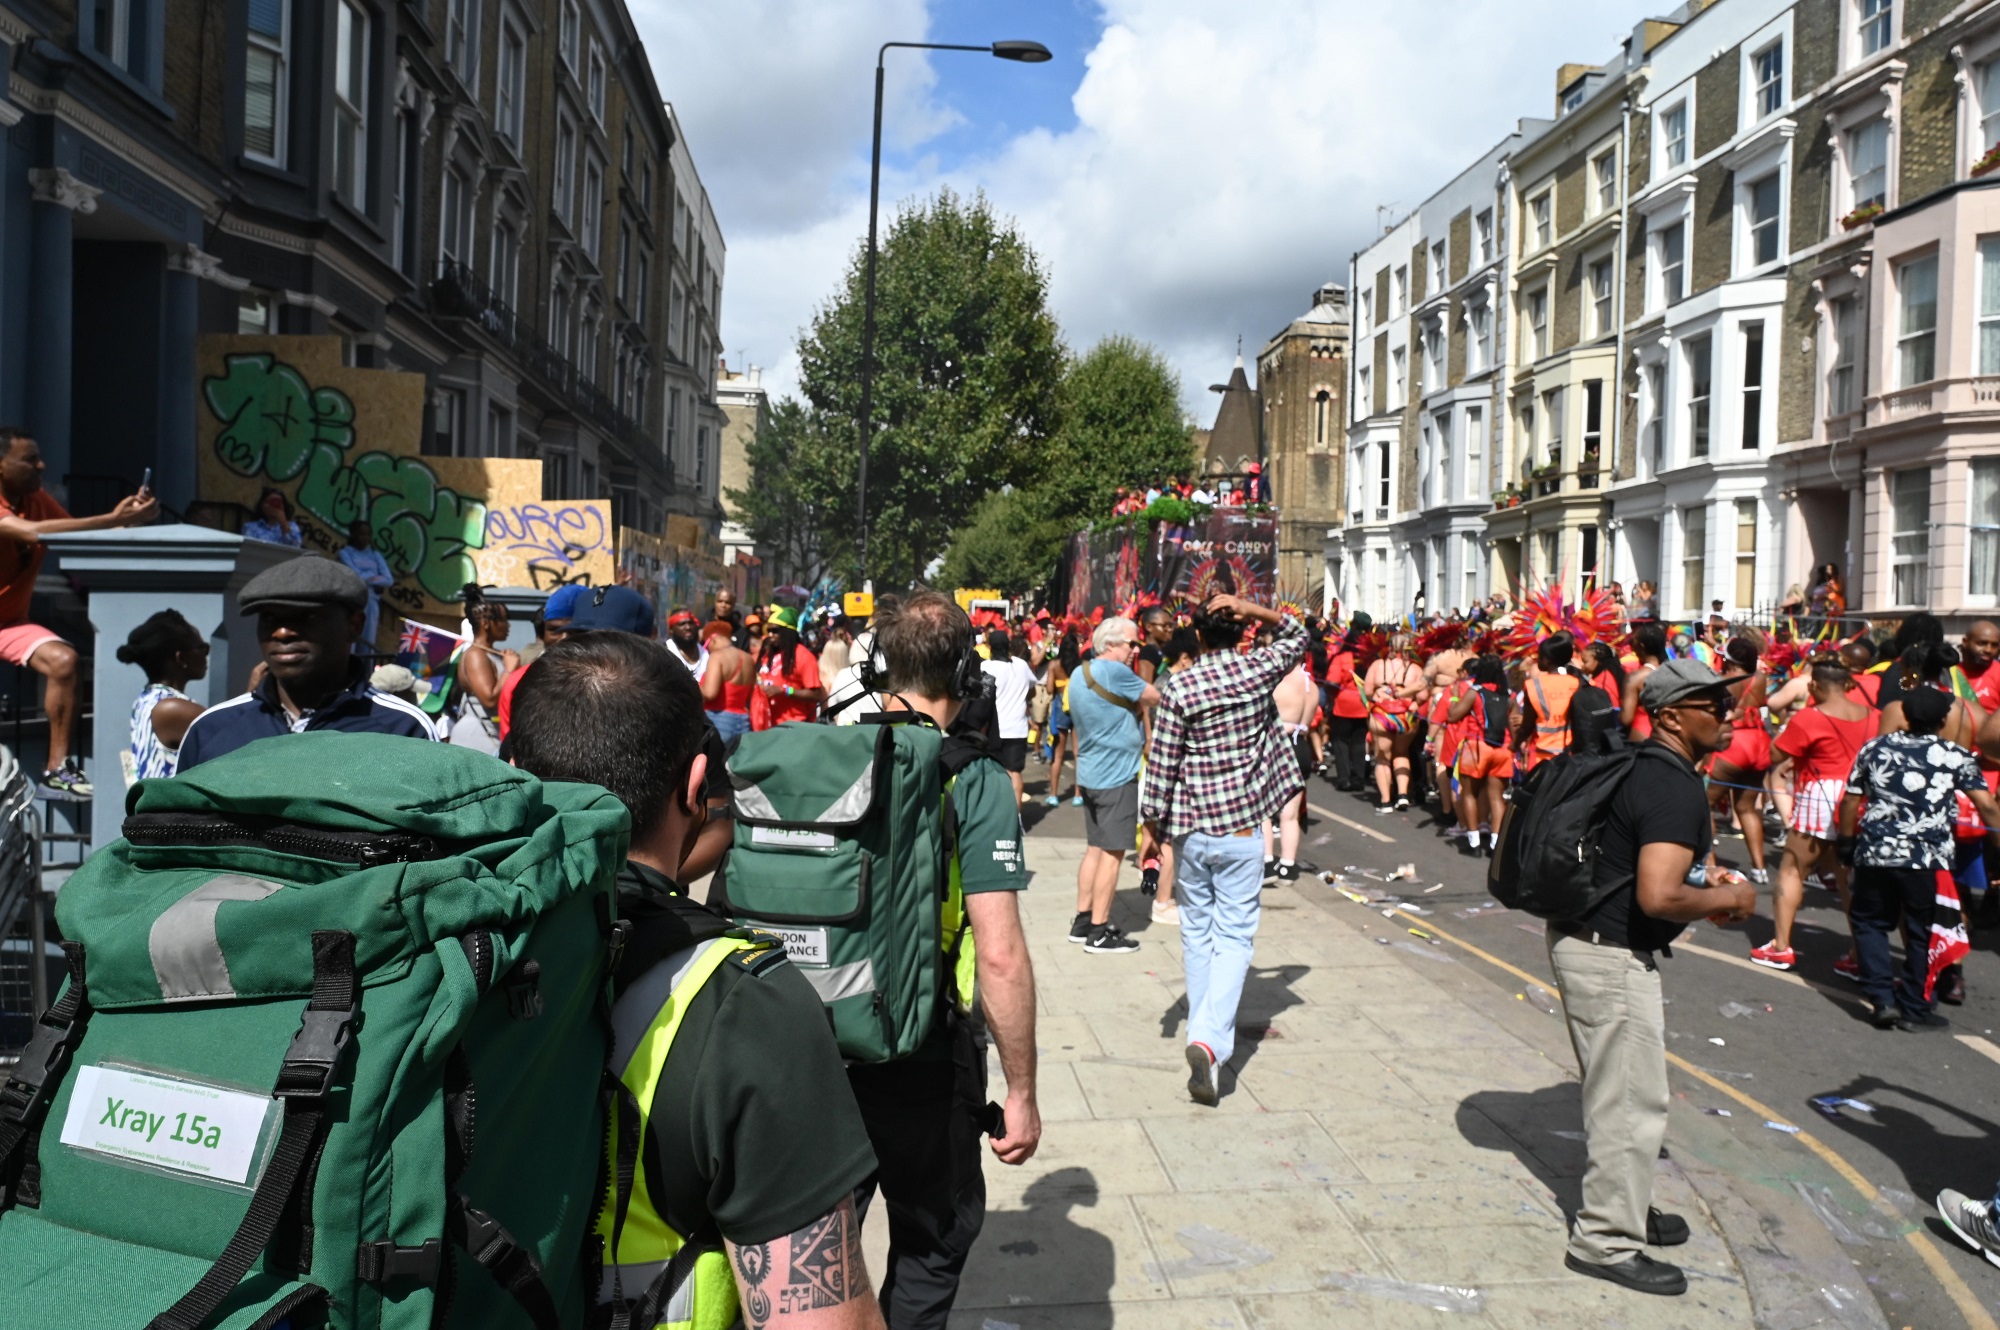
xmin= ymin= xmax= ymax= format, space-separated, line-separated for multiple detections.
xmin=1611 ymin=92 xmax=1633 ymax=590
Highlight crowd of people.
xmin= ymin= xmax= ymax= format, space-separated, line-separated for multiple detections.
xmin=1106 ymin=467 xmax=1271 ymax=516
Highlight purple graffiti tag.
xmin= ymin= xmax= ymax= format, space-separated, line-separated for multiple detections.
xmin=483 ymin=503 xmax=610 ymax=571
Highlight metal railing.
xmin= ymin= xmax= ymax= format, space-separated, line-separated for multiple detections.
xmin=0 ymin=748 xmax=46 ymax=1063
xmin=429 ymin=259 xmax=660 ymax=458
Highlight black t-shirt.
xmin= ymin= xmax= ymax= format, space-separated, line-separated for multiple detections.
xmin=1136 ymin=643 xmax=1164 ymax=676
xmin=1578 ymin=744 xmax=1711 ymax=952
xmin=614 ymin=864 xmax=877 ymax=1245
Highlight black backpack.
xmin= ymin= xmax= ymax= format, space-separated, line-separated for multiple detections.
xmin=1488 ymin=737 xmax=1676 ymax=920
xmin=1472 ymin=684 xmax=1509 ymax=747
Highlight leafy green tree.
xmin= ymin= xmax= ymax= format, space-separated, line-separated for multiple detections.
xmin=797 ymin=187 xmax=1065 ymax=587
xmin=725 ymin=397 xmax=850 ymax=588
xmin=934 ymin=489 xmax=1072 ymax=595
xmin=1034 ymin=334 xmax=1194 ymax=529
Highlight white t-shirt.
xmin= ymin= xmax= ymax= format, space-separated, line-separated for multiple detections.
xmin=982 ymin=656 xmax=1038 ymax=739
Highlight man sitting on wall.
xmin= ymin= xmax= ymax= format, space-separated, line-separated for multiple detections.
xmin=0 ymin=428 xmax=158 ymax=797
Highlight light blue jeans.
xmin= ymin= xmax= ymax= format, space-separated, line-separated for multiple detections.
xmin=1174 ymin=830 xmax=1266 ymax=1066
xmin=710 ymin=709 xmax=751 ymax=744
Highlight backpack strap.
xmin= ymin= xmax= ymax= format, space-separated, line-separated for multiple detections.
xmin=1077 ymin=663 xmax=1141 ymax=717
xmin=148 ymin=931 xmax=359 ymax=1330
xmin=0 ymin=941 xmax=89 ymax=1213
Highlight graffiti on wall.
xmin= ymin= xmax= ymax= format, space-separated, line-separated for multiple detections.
xmin=198 ymin=336 xmax=612 ymax=634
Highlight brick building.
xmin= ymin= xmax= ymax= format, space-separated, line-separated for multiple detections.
xmin=0 ymin=0 xmax=719 ymax=532
xmin=1254 ymin=282 xmax=1348 ymax=597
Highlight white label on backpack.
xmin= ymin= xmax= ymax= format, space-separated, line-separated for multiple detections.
xmin=757 ymin=926 xmax=829 ymax=967
xmin=751 ymin=826 xmax=838 ymax=850
xmin=59 ymin=1064 xmax=275 ymax=1186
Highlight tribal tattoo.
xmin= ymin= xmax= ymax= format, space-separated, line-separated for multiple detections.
xmin=733 ymin=1239 xmax=772 ymax=1328
xmin=730 ymin=1198 xmax=867 ymax=1325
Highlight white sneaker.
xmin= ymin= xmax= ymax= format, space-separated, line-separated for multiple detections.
xmin=1151 ymin=902 xmax=1180 ymax=926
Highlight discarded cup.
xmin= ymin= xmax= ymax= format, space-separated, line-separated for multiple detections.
xmin=1718 ymin=1002 xmax=1758 ymax=1019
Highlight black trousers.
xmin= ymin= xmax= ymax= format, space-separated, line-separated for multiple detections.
xmin=846 ymin=1022 xmax=989 ymax=1330
xmin=1328 ymin=715 xmax=1368 ymax=788
xmin=1850 ymin=864 xmax=1938 ymax=1015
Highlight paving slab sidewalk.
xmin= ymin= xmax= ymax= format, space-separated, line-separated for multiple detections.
xmin=907 ymin=834 xmax=1757 ymax=1330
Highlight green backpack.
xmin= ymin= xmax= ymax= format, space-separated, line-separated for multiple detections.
xmin=714 ymin=718 xmax=981 ymax=1063
xmin=0 ymin=733 xmax=630 ymax=1330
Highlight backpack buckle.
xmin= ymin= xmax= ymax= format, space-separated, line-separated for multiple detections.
xmin=607 ymin=919 xmax=632 ymax=974
xmin=0 ymin=1017 xmax=80 ymax=1130
xmin=356 ymin=1237 xmax=444 ymax=1285
xmin=276 ymin=1005 xmax=354 ymax=1100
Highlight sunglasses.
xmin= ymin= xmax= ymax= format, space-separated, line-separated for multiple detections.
xmin=1671 ymin=695 xmax=1732 ymax=719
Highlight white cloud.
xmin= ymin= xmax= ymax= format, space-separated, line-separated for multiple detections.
xmin=637 ymin=0 xmax=1653 ymax=418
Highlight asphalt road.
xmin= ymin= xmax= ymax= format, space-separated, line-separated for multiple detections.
xmin=1020 ymin=762 xmax=2000 ymax=1330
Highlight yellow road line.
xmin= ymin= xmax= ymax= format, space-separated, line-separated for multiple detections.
xmin=1306 ymin=802 xmax=1396 ymax=843
xmin=1955 ymin=1034 xmax=2000 ymax=1068
xmin=1382 ymin=906 xmax=2000 ymax=1330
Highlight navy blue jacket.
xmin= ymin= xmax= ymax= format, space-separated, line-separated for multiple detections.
xmin=175 ymin=672 xmax=439 ymax=772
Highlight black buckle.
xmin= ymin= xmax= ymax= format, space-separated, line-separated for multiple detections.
xmin=503 ymin=960 xmax=543 ymax=1020
xmin=276 ymin=1005 xmax=354 ymax=1101
xmin=455 ymin=1200 xmax=543 ymax=1289
xmin=607 ymin=919 xmax=632 ymax=974
xmin=356 ymin=1237 xmax=444 ymax=1285
xmin=0 ymin=1017 xmax=82 ymax=1130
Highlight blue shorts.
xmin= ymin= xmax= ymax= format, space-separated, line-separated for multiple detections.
xmin=1050 ymin=700 xmax=1072 ymax=734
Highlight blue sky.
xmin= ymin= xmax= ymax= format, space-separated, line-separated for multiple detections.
xmin=633 ymin=0 xmax=1663 ymax=423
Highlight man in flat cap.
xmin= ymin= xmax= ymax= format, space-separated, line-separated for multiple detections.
xmin=175 ymin=556 xmax=438 ymax=771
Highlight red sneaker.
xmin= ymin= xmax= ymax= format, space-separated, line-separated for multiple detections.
xmin=1749 ymin=944 xmax=1796 ymax=971
xmin=1833 ymin=955 xmax=1861 ymax=982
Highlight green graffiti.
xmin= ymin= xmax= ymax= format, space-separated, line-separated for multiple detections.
xmin=202 ymin=352 xmax=486 ymax=603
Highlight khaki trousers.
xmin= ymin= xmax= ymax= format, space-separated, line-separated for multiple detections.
xmin=1544 ymin=927 xmax=1669 ymax=1265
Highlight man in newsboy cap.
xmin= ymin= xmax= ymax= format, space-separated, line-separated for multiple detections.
xmin=174 ymin=556 xmax=439 ymax=771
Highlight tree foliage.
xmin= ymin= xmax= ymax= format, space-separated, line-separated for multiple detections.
xmin=934 ymin=489 xmax=1071 ymax=594
xmin=796 ymin=187 xmax=1065 ymax=588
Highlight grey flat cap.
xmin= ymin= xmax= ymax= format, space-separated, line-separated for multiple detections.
xmin=238 ymin=555 xmax=370 ymax=615
xmin=1639 ymin=657 xmax=1740 ymax=712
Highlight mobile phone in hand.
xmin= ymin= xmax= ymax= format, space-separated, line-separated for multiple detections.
xmin=138 ymin=467 xmax=152 ymax=497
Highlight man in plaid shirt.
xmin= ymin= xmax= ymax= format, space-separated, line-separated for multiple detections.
xmin=1140 ymin=593 xmax=1308 ymax=1105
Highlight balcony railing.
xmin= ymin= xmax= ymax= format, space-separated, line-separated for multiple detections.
xmin=429 ymin=259 xmax=657 ymax=458
xmin=1838 ymin=375 xmax=2000 ymax=436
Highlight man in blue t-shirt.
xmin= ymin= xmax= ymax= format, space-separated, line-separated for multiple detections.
xmin=1065 ymin=615 xmax=1160 ymax=954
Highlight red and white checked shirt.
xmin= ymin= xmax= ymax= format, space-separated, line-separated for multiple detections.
xmin=1140 ymin=615 xmax=1309 ymax=838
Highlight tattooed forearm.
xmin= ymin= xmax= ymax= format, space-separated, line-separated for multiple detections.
xmin=733 ymin=1239 xmax=773 ymax=1329
xmin=781 ymin=1202 xmax=857 ymax=1313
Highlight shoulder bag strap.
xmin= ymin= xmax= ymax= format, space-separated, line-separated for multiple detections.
xmin=1078 ymin=663 xmax=1141 ymax=717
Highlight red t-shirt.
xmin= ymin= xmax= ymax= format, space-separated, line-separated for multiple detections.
xmin=1775 ymin=707 xmax=1874 ymax=787
xmin=1851 ymin=671 xmax=1882 ymax=709
xmin=1327 ymin=650 xmax=1368 ymax=719
xmin=496 ymin=664 xmax=528 ymax=740
xmin=0 ymin=489 xmax=66 ymax=624
xmin=1967 ymin=660 xmax=2000 ymax=713
xmin=754 ymin=646 xmax=823 ymax=728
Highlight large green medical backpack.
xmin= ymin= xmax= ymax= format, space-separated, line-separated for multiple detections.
xmin=714 ymin=718 xmax=980 ymax=1063
xmin=0 ymin=733 xmax=629 ymax=1330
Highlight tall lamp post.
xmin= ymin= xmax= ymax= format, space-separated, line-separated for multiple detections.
xmin=856 ymin=39 xmax=1051 ymax=585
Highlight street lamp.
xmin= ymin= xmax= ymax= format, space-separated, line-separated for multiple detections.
xmin=855 ymin=38 xmax=1053 ymax=585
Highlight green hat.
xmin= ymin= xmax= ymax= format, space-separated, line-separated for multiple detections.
xmin=768 ymin=606 xmax=801 ymax=632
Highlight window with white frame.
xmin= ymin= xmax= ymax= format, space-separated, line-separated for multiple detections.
xmin=236 ymin=289 xmax=274 ymax=335
xmin=445 ymin=0 xmax=477 ymax=87
xmin=617 ymin=224 xmax=632 ymax=306
xmin=1433 ymin=412 xmax=1451 ymax=504
xmin=1687 ymin=333 xmax=1713 ymax=458
xmin=1357 ymin=288 xmax=1373 ymax=331
xmin=1524 ymin=287 xmax=1548 ymax=360
xmin=587 ymin=43 xmax=606 ymax=123
xmin=392 ymin=109 xmax=415 ymax=276
xmin=432 ymin=387 xmax=467 ymax=457
xmin=1462 ymin=533 xmax=1480 ymax=607
xmin=1419 ymin=415 xmax=1436 ymax=508
xmin=244 ymin=0 xmax=288 ymax=165
xmin=1390 ymin=346 xmax=1406 ymax=407
xmin=1970 ymin=458 xmax=2000 ymax=598
xmin=1377 ymin=440 xmax=1392 ymax=514
xmin=550 ymin=282 xmax=572 ymax=356
xmin=1582 ymin=380 xmax=1603 ymax=466
xmin=496 ymin=19 xmax=525 ymax=145
xmin=1661 ymin=102 xmax=1689 ymax=170
xmin=1430 ymin=240 xmax=1446 ymax=291
xmin=1519 ymin=402 xmax=1535 ymax=476
xmin=1475 ymin=209 xmax=1494 ymax=263
xmin=1657 ymin=221 xmax=1686 ymax=306
xmin=579 ymin=304 xmax=600 ymax=381
xmin=1468 ymin=301 xmax=1491 ymax=371
xmin=553 ymin=116 xmax=576 ymax=225
xmin=559 ymin=0 xmax=578 ymax=69
xmin=1735 ymin=499 xmax=1758 ymax=606
xmin=1891 ymin=466 xmax=1929 ymax=605
xmin=333 ymin=0 xmax=368 ymax=206
xmin=94 ymin=0 xmax=141 ymax=72
xmin=1588 ymin=256 xmax=1613 ymax=337
xmin=582 ymin=158 xmax=603 ymax=258
xmin=1593 ymin=151 xmax=1617 ymax=215
xmin=1746 ymin=172 xmax=1781 ymax=267
xmin=1542 ymin=387 xmax=1564 ymax=468
xmin=1980 ymin=60 xmax=2000 ymax=155
xmin=1356 ymin=364 xmax=1372 ymax=413
xmin=1394 ymin=266 xmax=1408 ymax=314
xmin=1897 ymin=254 xmax=1937 ymax=386
xmin=1753 ymin=41 xmax=1784 ymax=118
xmin=491 ymin=220 xmax=518 ymax=307
xmin=668 ymin=280 xmax=685 ymax=358
xmin=1682 ymin=505 xmax=1707 ymax=611
xmin=667 ymin=389 xmax=680 ymax=460
xmin=1848 ymin=119 xmax=1888 ymax=211
xmin=1742 ymin=321 xmax=1765 ymax=449
xmin=1464 ymin=406 xmax=1484 ymax=499
xmin=440 ymin=164 xmax=472 ymax=266
xmin=635 ymin=251 xmax=649 ymax=319
xmin=1858 ymin=0 xmax=1893 ymax=58
xmin=1981 ymin=237 xmax=2000 ymax=373
xmin=1423 ymin=322 xmax=1444 ymax=393
xmin=1830 ymin=296 xmax=1861 ymax=413
xmin=1642 ymin=362 xmax=1664 ymax=472
xmin=1530 ymin=192 xmax=1552 ymax=250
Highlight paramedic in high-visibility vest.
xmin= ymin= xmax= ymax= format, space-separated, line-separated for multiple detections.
xmin=509 ymin=630 xmax=886 ymax=1330
xmin=859 ymin=591 xmax=1041 ymax=1330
